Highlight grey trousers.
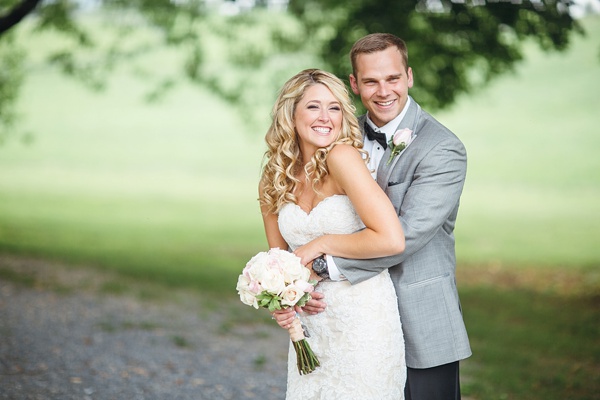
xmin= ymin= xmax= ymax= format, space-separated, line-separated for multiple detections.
xmin=405 ymin=361 xmax=461 ymax=400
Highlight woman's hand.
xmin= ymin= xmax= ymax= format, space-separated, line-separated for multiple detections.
xmin=272 ymin=308 xmax=297 ymax=330
xmin=299 ymin=291 xmax=326 ymax=315
xmin=293 ymin=237 xmax=327 ymax=266
xmin=272 ymin=292 xmax=327 ymax=330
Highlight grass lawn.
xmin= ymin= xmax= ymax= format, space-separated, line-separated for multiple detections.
xmin=0 ymin=13 xmax=599 ymax=400
xmin=438 ymin=17 xmax=600 ymax=269
xmin=460 ymin=285 xmax=599 ymax=399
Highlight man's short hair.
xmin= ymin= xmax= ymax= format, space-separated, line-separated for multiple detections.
xmin=350 ymin=33 xmax=409 ymax=76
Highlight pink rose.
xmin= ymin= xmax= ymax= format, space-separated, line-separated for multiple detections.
xmin=387 ymin=128 xmax=414 ymax=165
xmin=392 ymin=128 xmax=413 ymax=147
xmin=294 ymin=279 xmax=314 ymax=293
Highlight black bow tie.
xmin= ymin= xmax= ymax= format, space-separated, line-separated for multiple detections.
xmin=364 ymin=121 xmax=387 ymax=149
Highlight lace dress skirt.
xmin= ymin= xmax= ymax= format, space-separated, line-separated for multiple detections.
xmin=279 ymin=195 xmax=406 ymax=399
xmin=286 ymin=270 xmax=405 ymax=400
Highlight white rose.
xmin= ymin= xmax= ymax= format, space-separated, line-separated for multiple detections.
xmin=260 ymin=268 xmax=286 ymax=295
xmin=244 ymin=251 xmax=269 ymax=282
xmin=280 ymin=284 xmax=304 ymax=307
xmin=245 ymin=263 xmax=264 ymax=283
xmin=248 ymin=279 xmax=262 ymax=294
xmin=265 ymin=248 xmax=306 ymax=283
xmin=281 ymin=257 xmax=310 ymax=283
xmin=236 ymin=274 xmax=250 ymax=292
xmin=245 ymin=251 xmax=268 ymax=270
xmin=238 ymin=288 xmax=259 ymax=309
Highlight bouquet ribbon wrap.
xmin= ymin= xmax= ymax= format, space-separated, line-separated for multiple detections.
xmin=288 ymin=317 xmax=320 ymax=375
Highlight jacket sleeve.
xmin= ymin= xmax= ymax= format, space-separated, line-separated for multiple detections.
xmin=334 ymin=135 xmax=467 ymax=284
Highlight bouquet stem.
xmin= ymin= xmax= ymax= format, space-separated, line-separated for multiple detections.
xmin=288 ymin=318 xmax=320 ymax=375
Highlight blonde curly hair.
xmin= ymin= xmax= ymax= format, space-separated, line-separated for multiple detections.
xmin=260 ymin=69 xmax=365 ymax=215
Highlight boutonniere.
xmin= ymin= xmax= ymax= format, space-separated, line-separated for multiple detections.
xmin=386 ymin=128 xmax=413 ymax=165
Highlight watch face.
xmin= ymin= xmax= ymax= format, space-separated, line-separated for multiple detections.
xmin=314 ymin=257 xmax=326 ymax=273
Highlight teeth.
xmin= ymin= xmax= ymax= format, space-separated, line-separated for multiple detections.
xmin=313 ymin=127 xmax=330 ymax=133
xmin=377 ymin=100 xmax=394 ymax=106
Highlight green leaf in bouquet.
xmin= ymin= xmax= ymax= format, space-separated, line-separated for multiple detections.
xmin=268 ymin=297 xmax=282 ymax=312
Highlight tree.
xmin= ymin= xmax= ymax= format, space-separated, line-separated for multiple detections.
xmin=0 ymin=0 xmax=96 ymax=142
xmin=287 ymin=0 xmax=583 ymax=110
xmin=0 ymin=0 xmax=41 ymax=36
xmin=0 ymin=0 xmax=584 ymax=142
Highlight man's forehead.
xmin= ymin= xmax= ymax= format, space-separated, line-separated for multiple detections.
xmin=355 ymin=50 xmax=406 ymax=75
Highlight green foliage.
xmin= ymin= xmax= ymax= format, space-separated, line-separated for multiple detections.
xmin=0 ymin=0 xmax=587 ymax=141
xmin=288 ymin=0 xmax=583 ymax=110
xmin=0 ymin=33 xmax=25 ymax=143
xmin=256 ymin=290 xmax=311 ymax=312
xmin=34 ymin=0 xmax=92 ymax=45
xmin=256 ymin=291 xmax=283 ymax=312
xmin=190 ymin=10 xmax=323 ymax=127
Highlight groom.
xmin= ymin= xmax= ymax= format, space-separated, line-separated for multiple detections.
xmin=308 ymin=33 xmax=472 ymax=399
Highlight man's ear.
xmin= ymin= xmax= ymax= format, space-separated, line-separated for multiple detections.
xmin=349 ymin=74 xmax=360 ymax=95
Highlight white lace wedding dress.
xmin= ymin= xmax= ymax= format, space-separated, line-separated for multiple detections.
xmin=278 ymin=195 xmax=406 ymax=400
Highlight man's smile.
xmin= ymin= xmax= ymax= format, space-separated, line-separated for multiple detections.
xmin=375 ymin=99 xmax=396 ymax=108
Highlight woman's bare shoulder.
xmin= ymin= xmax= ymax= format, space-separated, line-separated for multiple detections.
xmin=328 ymin=143 xmax=362 ymax=163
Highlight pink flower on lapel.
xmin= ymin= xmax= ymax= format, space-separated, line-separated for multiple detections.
xmin=386 ymin=128 xmax=413 ymax=165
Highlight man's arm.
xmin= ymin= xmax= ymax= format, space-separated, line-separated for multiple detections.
xmin=335 ymin=137 xmax=467 ymax=284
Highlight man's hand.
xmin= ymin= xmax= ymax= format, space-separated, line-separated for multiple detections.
xmin=298 ymin=291 xmax=326 ymax=315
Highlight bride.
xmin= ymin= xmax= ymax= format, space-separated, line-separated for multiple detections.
xmin=258 ymin=69 xmax=407 ymax=399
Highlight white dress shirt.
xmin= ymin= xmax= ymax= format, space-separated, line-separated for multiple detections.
xmin=326 ymin=98 xmax=412 ymax=281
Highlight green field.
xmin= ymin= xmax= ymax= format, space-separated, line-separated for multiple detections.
xmin=441 ymin=20 xmax=600 ymax=270
xmin=1 ymin=14 xmax=599 ymax=400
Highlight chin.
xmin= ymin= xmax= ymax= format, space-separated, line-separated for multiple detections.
xmin=370 ymin=114 xmax=391 ymax=127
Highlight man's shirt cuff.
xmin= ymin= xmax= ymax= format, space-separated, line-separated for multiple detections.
xmin=325 ymin=254 xmax=346 ymax=281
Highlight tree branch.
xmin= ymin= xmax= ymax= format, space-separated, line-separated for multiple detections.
xmin=0 ymin=0 xmax=42 ymax=37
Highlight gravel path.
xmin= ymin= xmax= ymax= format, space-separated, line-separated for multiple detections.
xmin=0 ymin=256 xmax=289 ymax=400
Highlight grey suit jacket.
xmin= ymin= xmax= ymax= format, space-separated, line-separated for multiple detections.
xmin=335 ymin=97 xmax=472 ymax=369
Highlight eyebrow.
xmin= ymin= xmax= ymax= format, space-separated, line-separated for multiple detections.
xmin=305 ymin=100 xmax=341 ymax=105
xmin=361 ymin=73 xmax=402 ymax=82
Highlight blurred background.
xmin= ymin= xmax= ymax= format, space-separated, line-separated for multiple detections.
xmin=1 ymin=0 xmax=599 ymax=398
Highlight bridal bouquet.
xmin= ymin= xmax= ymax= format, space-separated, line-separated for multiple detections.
xmin=236 ymin=247 xmax=320 ymax=375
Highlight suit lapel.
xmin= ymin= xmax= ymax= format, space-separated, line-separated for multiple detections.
xmin=377 ymin=97 xmax=422 ymax=188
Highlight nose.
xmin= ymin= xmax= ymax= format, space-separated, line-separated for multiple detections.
xmin=318 ymin=108 xmax=330 ymax=121
xmin=376 ymin=82 xmax=390 ymax=97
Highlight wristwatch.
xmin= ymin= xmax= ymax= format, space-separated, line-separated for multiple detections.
xmin=312 ymin=255 xmax=330 ymax=280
